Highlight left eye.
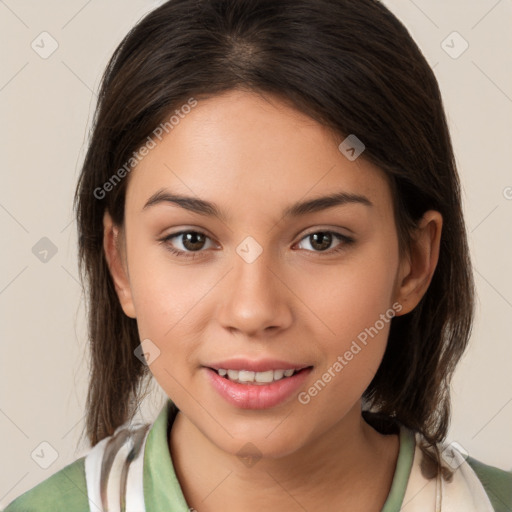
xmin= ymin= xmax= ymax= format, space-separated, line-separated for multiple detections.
xmin=295 ymin=231 xmax=353 ymax=253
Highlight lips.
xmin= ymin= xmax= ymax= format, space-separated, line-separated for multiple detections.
xmin=204 ymin=358 xmax=313 ymax=409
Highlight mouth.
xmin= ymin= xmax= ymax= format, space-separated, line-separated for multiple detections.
xmin=204 ymin=363 xmax=314 ymax=409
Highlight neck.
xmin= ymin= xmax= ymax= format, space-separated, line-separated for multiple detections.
xmin=169 ymin=403 xmax=399 ymax=512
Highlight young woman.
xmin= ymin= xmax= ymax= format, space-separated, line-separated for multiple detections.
xmin=4 ymin=0 xmax=511 ymax=511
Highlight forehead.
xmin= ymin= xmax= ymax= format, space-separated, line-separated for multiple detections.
xmin=125 ymin=89 xmax=393 ymax=221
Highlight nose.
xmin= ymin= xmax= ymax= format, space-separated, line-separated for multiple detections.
xmin=216 ymin=243 xmax=294 ymax=338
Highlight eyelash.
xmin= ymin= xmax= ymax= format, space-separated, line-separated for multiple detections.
xmin=159 ymin=229 xmax=355 ymax=260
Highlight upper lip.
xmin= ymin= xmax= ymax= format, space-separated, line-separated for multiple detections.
xmin=206 ymin=358 xmax=312 ymax=372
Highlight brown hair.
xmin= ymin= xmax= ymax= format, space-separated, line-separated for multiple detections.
xmin=75 ymin=0 xmax=474 ymax=448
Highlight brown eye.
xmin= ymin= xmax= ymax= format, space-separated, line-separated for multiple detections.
xmin=161 ymin=230 xmax=216 ymax=259
xmin=180 ymin=232 xmax=207 ymax=251
xmin=296 ymin=231 xmax=354 ymax=254
xmin=308 ymin=232 xmax=333 ymax=251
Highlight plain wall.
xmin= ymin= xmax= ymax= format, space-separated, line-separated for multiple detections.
xmin=1 ymin=0 xmax=511 ymax=507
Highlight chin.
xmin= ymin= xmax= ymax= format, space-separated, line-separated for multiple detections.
xmin=206 ymin=423 xmax=310 ymax=462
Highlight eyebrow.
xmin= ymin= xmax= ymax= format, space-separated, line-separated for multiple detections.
xmin=142 ymin=188 xmax=373 ymax=220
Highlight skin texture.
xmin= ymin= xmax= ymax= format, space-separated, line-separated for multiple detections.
xmin=103 ymin=89 xmax=442 ymax=511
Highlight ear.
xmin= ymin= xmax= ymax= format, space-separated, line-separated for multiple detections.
xmin=103 ymin=210 xmax=136 ymax=318
xmin=394 ymin=210 xmax=443 ymax=315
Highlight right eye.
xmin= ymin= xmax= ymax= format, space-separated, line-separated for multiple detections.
xmin=160 ymin=230 xmax=217 ymax=259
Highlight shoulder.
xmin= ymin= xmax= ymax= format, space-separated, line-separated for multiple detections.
xmin=2 ymin=456 xmax=89 ymax=512
xmin=466 ymin=455 xmax=512 ymax=512
xmin=408 ymin=429 xmax=512 ymax=512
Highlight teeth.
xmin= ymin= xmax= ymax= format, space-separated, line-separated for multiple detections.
xmin=273 ymin=369 xmax=284 ymax=380
xmin=216 ymin=368 xmax=298 ymax=384
xmin=238 ymin=370 xmax=255 ymax=382
xmin=227 ymin=369 xmax=239 ymax=380
xmin=255 ymin=370 xmax=274 ymax=383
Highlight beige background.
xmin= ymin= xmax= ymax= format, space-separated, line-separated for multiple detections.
xmin=1 ymin=0 xmax=511 ymax=507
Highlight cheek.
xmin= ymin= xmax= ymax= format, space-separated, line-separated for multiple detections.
xmin=298 ymin=327 xmax=389 ymax=431
xmin=300 ymin=238 xmax=399 ymax=402
xmin=127 ymin=241 xmax=203 ymax=335
xmin=125 ymin=242 xmax=221 ymax=389
xmin=128 ymin=259 xmax=202 ymax=400
xmin=299 ymin=273 xmax=397 ymax=420
xmin=304 ymin=243 xmax=399 ymax=346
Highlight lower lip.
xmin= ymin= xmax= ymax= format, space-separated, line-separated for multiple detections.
xmin=205 ymin=367 xmax=312 ymax=409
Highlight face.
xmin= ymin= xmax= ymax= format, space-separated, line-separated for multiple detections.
xmin=107 ymin=89 xmax=413 ymax=459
